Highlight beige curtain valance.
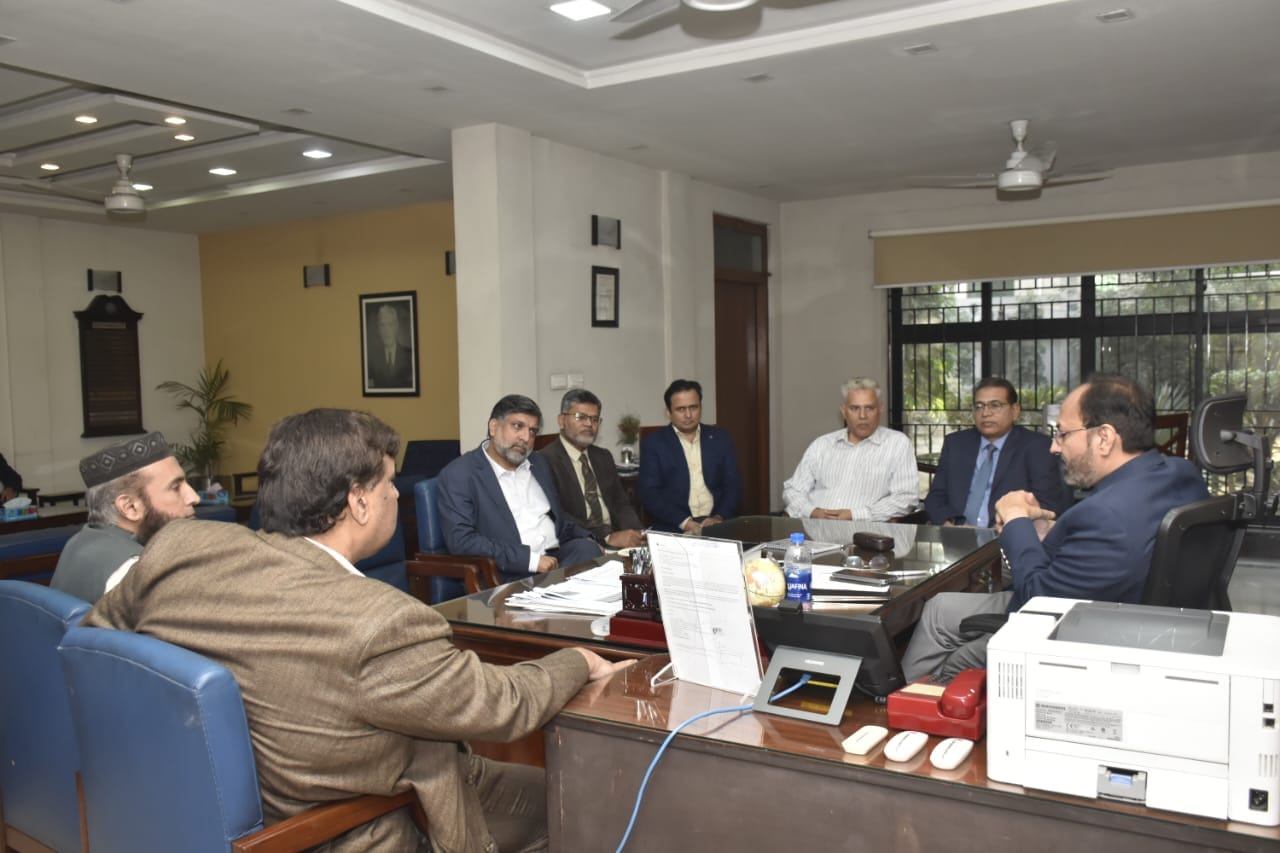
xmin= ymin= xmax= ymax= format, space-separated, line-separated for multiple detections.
xmin=873 ymin=204 xmax=1280 ymax=287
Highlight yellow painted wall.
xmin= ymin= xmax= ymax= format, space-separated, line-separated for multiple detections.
xmin=198 ymin=202 xmax=458 ymax=475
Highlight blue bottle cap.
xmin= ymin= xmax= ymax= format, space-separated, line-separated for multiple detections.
xmin=790 ymin=532 xmax=805 ymax=544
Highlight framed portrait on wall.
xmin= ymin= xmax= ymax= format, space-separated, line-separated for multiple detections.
xmin=360 ymin=291 xmax=420 ymax=397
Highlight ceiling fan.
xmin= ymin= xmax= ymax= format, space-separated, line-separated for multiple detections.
xmin=0 ymin=152 xmax=147 ymax=215
xmin=911 ymin=120 xmax=1111 ymax=197
xmin=103 ymin=154 xmax=146 ymax=215
xmin=612 ymin=0 xmax=766 ymax=24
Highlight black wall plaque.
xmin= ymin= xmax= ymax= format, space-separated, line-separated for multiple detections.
xmin=75 ymin=295 xmax=145 ymax=437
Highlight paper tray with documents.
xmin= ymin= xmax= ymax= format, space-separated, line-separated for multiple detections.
xmin=760 ymin=539 xmax=846 ymax=557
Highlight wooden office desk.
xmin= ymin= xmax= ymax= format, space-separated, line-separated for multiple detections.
xmin=434 ymin=517 xmax=1002 ymax=665
xmin=545 ymin=655 xmax=1280 ymax=853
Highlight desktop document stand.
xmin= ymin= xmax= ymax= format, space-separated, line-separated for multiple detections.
xmin=752 ymin=645 xmax=862 ymax=727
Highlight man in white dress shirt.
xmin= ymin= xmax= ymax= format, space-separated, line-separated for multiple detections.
xmin=438 ymin=394 xmax=601 ymax=583
xmin=782 ymin=377 xmax=919 ymax=521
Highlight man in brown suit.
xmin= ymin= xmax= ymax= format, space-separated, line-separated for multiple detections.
xmin=85 ymin=408 xmax=629 ymax=852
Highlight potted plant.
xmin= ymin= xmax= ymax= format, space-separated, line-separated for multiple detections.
xmin=157 ymin=359 xmax=254 ymax=495
xmin=616 ymin=414 xmax=641 ymax=466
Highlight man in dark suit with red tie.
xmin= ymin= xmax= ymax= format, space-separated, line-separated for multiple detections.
xmin=923 ymin=377 xmax=1072 ymax=527
xmin=539 ymin=389 xmax=645 ymax=549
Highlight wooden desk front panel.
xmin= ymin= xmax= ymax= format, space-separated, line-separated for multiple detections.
xmin=545 ymin=656 xmax=1279 ymax=853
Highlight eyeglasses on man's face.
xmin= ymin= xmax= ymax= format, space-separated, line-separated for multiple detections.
xmin=570 ymin=412 xmax=602 ymax=426
xmin=1052 ymin=425 xmax=1096 ymax=443
xmin=972 ymin=400 xmax=1011 ymax=413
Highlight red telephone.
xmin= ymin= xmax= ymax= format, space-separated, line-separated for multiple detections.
xmin=885 ymin=668 xmax=987 ymax=740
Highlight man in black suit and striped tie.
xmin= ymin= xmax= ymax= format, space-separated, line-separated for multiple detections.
xmin=539 ymin=389 xmax=645 ymax=550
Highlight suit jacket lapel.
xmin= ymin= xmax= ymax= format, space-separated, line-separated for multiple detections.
xmin=471 ymin=446 xmax=522 ymax=542
xmin=547 ymin=442 xmax=587 ymax=520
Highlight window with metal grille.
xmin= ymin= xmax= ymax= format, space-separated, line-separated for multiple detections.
xmin=889 ymin=263 xmax=1280 ymax=495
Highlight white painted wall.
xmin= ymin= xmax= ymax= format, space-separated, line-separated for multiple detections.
xmin=454 ymin=125 xmax=780 ymax=462
xmin=775 ymin=150 xmax=1280 ymax=502
xmin=0 ymin=214 xmax=204 ymax=492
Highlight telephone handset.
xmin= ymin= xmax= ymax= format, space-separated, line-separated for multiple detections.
xmin=939 ymin=668 xmax=986 ymax=720
xmin=886 ymin=668 xmax=988 ymax=740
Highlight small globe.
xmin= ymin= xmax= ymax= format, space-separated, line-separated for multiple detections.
xmin=743 ymin=557 xmax=786 ymax=606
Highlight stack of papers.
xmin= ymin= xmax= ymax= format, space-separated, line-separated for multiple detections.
xmin=504 ymin=561 xmax=625 ymax=616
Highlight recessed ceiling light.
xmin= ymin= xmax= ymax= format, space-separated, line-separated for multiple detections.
xmin=74 ymin=114 xmax=98 ymax=124
xmin=209 ymin=167 xmax=237 ymax=176
xmin=131 ymin=183 xmax=152 ymax=191
xmin=40 ymin=162 xmax=60 ymax=171
xmin=549 ymin=0 xmax=610 ymax=22
xmin=742 ymin=73 xmax=773 ymax=83
xmin=164 ymin=116 xmax=187 ymax=126
xmin=174 ymin=133 xmax=195 ymax=142
xmin=1095 ymin=8 xmax=1133 ymax=23
xmin=903 ymin=42 xmax=938 ymax=55
xmin=302 ymin=149 xmax=332 ymax=159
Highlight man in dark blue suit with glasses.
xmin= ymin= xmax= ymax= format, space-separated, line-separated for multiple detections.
xmin=924 ymin=377 xmax=1072 ymax=527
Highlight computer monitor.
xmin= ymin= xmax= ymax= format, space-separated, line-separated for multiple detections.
xmin=752 ymin=605 xmax=906 ymax=699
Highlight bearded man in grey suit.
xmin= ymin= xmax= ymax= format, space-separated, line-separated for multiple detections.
xmin=85 ymin=408 xmax=630 ymax=852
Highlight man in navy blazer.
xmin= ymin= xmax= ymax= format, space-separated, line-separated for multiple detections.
xmin=438 ymin=394 xmax=601 ymax=583
xmin=924 ymin=377 xmax=1072 ymax=526
xmin=638 ymin=379 xmax=742 ymax=533
xmin=903 ymin=375 xmax=1209 ymax=680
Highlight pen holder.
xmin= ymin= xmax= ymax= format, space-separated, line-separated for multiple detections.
xmin=619 ymin=572 xmax=661 ymax=622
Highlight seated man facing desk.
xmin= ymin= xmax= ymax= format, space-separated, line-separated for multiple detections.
xmin=539 ymin=389 xmax=645 ymax=550
xmin=923 ymin=377 xmax=1072 ymax=528
xmin=783 ymin=377 xmax=917 ymax=521
xmin=50 ymin=432 xmax=199 ymax=602
xmin=638 ymin=379 xmax=742 ymax=533
xmin=86 ymin=408 xmax=630 ymax=853
xmin=439 ymin=394 xmax=602 ymax=583
xmin=902 ymin=375 xmax=1209 ymax=681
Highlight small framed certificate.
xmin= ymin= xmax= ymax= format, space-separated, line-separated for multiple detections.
xmin=591 ymin=265 xmax=619 ymax=328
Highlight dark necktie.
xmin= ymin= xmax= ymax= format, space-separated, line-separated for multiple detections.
xmin=580 ymin=452 xmax=603 ymax=528
xmin=962 ymin=443 xmax=996 ymax=526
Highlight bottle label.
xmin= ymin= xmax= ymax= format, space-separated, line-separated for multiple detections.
xmin=784 ymin=567 xmax=812 ymax=602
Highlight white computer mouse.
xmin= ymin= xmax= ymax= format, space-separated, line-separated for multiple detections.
xmin=882 ymin=729 xmax=929 ymax=762
xmin=841 ymin=725 xmax=889 ymax=756
xmin=929 ymin=737 xmax=975 ymax=770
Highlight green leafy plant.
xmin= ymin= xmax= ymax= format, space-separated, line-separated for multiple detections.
xmin=617 ymin=414 xmax=641 ymax=446
xmin=157 ymin=359 xmax=253 ymax=486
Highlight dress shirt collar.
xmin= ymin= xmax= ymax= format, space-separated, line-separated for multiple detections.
xmin=671 ymin=423 xmax=701 ymax=444
xmin=559 ymin=434 xmax=590 ymax=461
xmin=843 ymin=425 xmax=888 ymax=446
xmin=304 ymin=538 xmax=364 ymax=577
xmin=985 ymin=429 xmax=1011 ymax=454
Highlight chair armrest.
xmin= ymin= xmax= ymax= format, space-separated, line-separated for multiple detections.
xmin=232 ymin=791 xmax=425 ymax=853
xmin=406 ymin=553 xmax=501 ymax=599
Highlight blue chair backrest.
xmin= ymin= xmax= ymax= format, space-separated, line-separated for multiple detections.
xmin=58 ymin=627 xmax=265 ymax=853
xmin=355 ymin=518 xmax=408 ymax=591
xmin=0 ymin=580 xmax=91 ymax=853
xmin=413 ymin=478 xmax=465 ymax=603
xmin=399 ymin=439 xmax=460 ymax=479
xmin=414 ymin=478 xmax=445 ymax=553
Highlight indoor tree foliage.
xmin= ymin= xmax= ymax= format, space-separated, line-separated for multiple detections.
xmin=157 ymin=359 xmax=253 ymax=486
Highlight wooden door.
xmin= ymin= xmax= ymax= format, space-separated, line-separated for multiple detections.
xmin=713 ymin=215 xmax=770 ymax=515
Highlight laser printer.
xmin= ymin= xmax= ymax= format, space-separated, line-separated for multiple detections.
xmin=987 ymin=596 xmax=1280 ymax=826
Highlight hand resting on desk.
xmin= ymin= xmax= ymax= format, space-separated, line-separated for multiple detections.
xmin=575 ymin=648 xmax=636 ymax=681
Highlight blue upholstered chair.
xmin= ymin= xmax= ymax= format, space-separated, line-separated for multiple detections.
xmin=405 ymin=477 xmax=498 ymax=605
xmin=57 ymin=627 xmax=424 ymax=853
xmin=247 ymin=500 xmax=409 ymax=591
xmin=0 ymin=580 xmax=91 ymax=853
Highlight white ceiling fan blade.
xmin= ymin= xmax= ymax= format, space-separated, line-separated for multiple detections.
xmin=0 ymin=174 xmax=101 ymax=202
xmin=905 ymin=174 xmax=998 ymax=189
xmin=1044 ymin=172 xmax=1112 ymax=187
xmin=612 ymin=0 xmax=679 ymax=23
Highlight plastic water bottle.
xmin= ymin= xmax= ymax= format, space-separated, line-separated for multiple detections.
xmin=783 ymin=532 xmax=813 ymax=607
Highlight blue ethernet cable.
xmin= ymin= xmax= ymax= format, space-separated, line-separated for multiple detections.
xmin=614 ymin=674 xmax=812 ymax=853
